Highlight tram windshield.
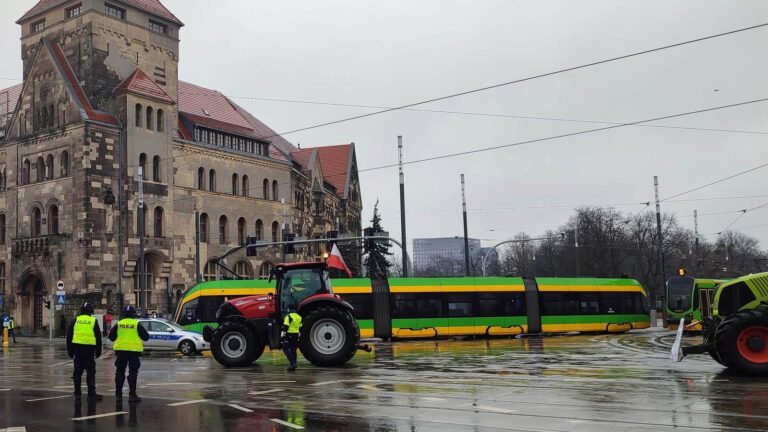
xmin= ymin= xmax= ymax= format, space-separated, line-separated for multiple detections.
xmin=667 ymin=277 xmax=695 ymax=312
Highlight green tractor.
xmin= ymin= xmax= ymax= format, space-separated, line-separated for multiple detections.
xmin=671 ymin=272 xmax=768 ymax=375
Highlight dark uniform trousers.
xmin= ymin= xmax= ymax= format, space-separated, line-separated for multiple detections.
xmin=72 ymin=346 xmax=97 ymax=396
xmin=283 ymin=334 xmax=299 ymax=366
xmin=115 ymin=352 xmax=141 ymax=395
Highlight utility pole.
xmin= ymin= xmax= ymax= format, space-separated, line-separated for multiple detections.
xmin=653 ymin=176 xmax=665 ymax=327
xmin=461 ymin=174 xmax=470 ymax=277
xmin=398 ymin=136 xmax=408 ymax=277
xmin=574 ymin=225 xmax=580 ymax=277
xmin=694 ymin=210 xmax=699 ymax=257
xmin=138 ymin=166 xmax=146 ymax=315
xmin=195 ymin=209 xmax=201 ymax=282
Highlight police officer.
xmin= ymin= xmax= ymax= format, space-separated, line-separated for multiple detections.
xmin=8 ymin=316 xmax=16 ymax=343
xmin=66 ymin=303 xmax=102 ymax=401
xmin=281 ymin=307 xmax=302 ymax=371
xmin=108 ymin=305 xmax=149 ymax=403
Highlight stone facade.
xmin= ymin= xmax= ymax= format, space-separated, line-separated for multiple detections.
xmin=0 ymin=0 xmax=362 ymax=335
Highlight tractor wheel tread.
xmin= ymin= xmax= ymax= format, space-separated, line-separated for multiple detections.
xmin=299 ymin=305 xmax=359 ymax=367
xmin=714 ymin=309 xmax=768 ymax=376
xmin=211 ymin=321 xmax=264 ymax=368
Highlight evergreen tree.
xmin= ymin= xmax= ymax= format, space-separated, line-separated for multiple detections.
xmin=363 ymin=200 xmax=392 ymax=280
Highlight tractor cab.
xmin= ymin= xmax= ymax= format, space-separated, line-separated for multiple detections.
xmin=271 ymin=262 xmax=333 ymax=313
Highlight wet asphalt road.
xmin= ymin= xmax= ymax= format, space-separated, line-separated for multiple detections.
xmin=1 ymin=329 xmax=767 ymax=432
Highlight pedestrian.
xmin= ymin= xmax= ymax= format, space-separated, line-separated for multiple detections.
xmin=8 ymin=316 xmax=16 ymax=343
xmin=66 ymin=303 xmax=103 ymax=401
xmin=103 ymin=311 xmax=113 ymax=337
xmin=59 ymin=314 xmax=67 ymax=338
xmin=108 ymin=305 xmax=149 ymax=403
xmin=281 ymin=306 xmax=302 ymax=371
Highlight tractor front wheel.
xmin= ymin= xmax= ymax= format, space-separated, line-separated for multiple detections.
xmin=714 ymin=309 xmax=768 ymax=376
xmin=211 ymin=321 xmax=265 ymax=367
xmin=299 ymin=306 xmax=359 ymax=367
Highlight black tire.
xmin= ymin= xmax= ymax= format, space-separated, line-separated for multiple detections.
xmin=714 ymin=309 xmax=768 ymax=376
xmin=211 ymin=321 xmax=264 ymax=367
xmin=299 ymin=306 xmax=359 ymax=367
xmin=178 ymin=339 xmax=197 ymax=356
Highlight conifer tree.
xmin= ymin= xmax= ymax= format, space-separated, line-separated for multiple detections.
xmin=363 ymin=200 xmax=392 ymax=280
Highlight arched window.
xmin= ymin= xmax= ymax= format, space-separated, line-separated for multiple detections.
xmin=219 ymin=215 xmax=228 ymax=244
xmin=0 ymin=168 xmax=5 ymax=192
xmin=203 ymin=260 xmax=218 ymax=281
xmin=0 ymin=214 xmax=6 ymax=245
xmin=271 ymin=221 xmax=279 ymax=243
xmin=19 ymin=112 xmax=25 ymax=136
xmin=154 ymin=207 xmax=164 ymax=237
xmin=60 ymin=151 xmax=69 ymax=177
xmin=152 ymin=156 xmax=161 ymax=182
xmin=197 ymin=167 xmax=205 ymax=190
xmin=199 ymin=213 xmax=209 ymax=242
xmin=272 ymin=180 xmax=279 ymax=201
xmin=255 ymin=219 xmax=263 ymax=241
xmin=36 ymin=156 xmax=45 ymax=182
xmin=146 ymin=106 xmax=153 ymax=130
xmin=156 ymin=109 xmax=164 ymax=132
xmin=22 ymin=159 xmax=30 ymax=184
xmin=237 ymin=217 xmax=246 ymax=245
xmin=209 ymin=169 xmax=216 ymax=192
xmin=232 ymin=174 xmax=239 ymax=195
xmin=263 ymin=179 xmax=269 ymax=200
xmin=242 ymin=175 xmax=249 ymax=197
xmin=32 ymin=207 xmax=42 ymax=236
xmin=48 ymin=205 xmax=59 ymax=235
xmin=235 ymin=261 xmax=252 ymax=279
xmin=46 ymin=154 xmax=54 ymax=180
xmin=139 ymin=153 xmax=147 ymax=178
xmin=48 ymin=105 xmax=54 ymax=127
xmin=41 ymin=108 xmax=48 ymax=129
xmin=135 ymin=103 xmax=142 ymax=127
xmin=259 ymin=262 xmax=273 ymax=280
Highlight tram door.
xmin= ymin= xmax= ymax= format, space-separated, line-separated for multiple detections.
xmin=699 ymin=289 xmax=715 ymax=319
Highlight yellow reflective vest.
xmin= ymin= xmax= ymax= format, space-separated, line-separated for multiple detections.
xmin=283 ymin=312 xmax=302 ymax=334
xmin=72 ymin=315 xmax=96 ymax=345
xmin=7 ymin=319 xmax=15 ymax=330
xmin=113 ymin=318 xmax=144 ymax=352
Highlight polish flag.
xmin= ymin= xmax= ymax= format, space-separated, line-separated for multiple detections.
xmin=328 ymin=244 xmax=352 ymax=278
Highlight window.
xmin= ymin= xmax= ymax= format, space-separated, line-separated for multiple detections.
xmin=31 ymin=19 xmax=45 ymax=33
xmin=49 ymin=105 xmax=54 ymax=127
xmin=156 ymin=109 xmax=164 ymax=132
xmin=135 ymin=103 xmax=142 ymax=127
xmin=178 ymin=298 xmax=199 ymax=325
xmin=237 ymin=217 xmax=246 ymax=245
xmin=262 ymin=179 xmax=269 ymax=200
xmin=209 ymin=169 xmax=216 ymax=192
xmin=342 ymin=294 xmax=373 ymax=320
xmin=0 ymin=214 xmax=5 ymax=245
xmin=22 ymin=159 xmax=30 ymax=184
xmin=199 ymin=213 xmax=209 ymax=242
xmin=271 ymin=221 xmax=279 ymax=243
xmin=36 ymin=156 xmax=45 ymax=182
xmin=197 ymin=167 xmax=205 ymax=190
xmin=152 ymin=156 xmax=161 ymax=182
xmin=241 ymin=175 xmax=249 ymax=197
xmin=149 ymin=20 xmax=167 ymax=34
xmin=0 ymin=262 xmax=5 ymax=296
xmin=272 ymin=180 xmax=279 ymax=201
xmin=219 ymin=215 xmax=228 ymax=243
xmin=48 ymin=205 xmax=59 ymax=235
xmin=146 ymin=106 xmax=153 ymax=130
xmin=718 ymin=282 xmax=757 ymax=316
xmin=42 ymin=107 xmax=48 ymax=129
xmin=18 ymin=112 xmax=25 ymax=136
xmin=203 ymin=261 xmax=217 ymax=282
xmin=255 ymin=219 xmax=263 ymax=241
xmin=580 ymin=293 xmax=600 ymax=314
xmin=66 ymin=4 xmax=82 ymax=18
xmin=154 ymin=207 xmax=164 ymax=237
xmin=477 ymin=292 xmax=526 ymax=316
xmin=60 ymin=151 xmax=69 ymax=177
xmin=138 ymin=153 xmax=147 ymax=178
xmin=446 ymin=293 xmax=474 ymax=318
xmin=391 ymin=293 xmax=442 ymax=319
xmin=31 ymin=207 xmax=42 ymax=236
xmin=232 ymin=174 xmax=239 ymax=195
xmin=45 ymin=154 xmax=54 ymax=180
xmin=105 ymin=3 xmax=126 ymax=20
xmin=234 ymin=261 xmax=251 ymax=279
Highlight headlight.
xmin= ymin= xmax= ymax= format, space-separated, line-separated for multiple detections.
xmin=194 ymin=336 xmax=203 ymax=341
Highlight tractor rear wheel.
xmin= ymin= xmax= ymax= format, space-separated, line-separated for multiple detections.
xmin=714 ymin=309 xmax=768 ymax=376
xmin=299 ymin=306 xmax=359 ymax=367
xmin=211 ymin=321 xmax=264 ymax=367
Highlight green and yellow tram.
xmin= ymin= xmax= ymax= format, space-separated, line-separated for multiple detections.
xmin=665 ymin=269 xmax=727 ymax=331
xmin=175 ymin=276 xmax=650 ymax=338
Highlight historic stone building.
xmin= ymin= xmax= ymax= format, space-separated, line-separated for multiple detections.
xmin=0 ymin=0 xmax=362 ymax=334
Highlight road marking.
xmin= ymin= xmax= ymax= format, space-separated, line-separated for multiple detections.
xmin=26 ymin=395 xmax=71 ymax=402
xmin=474 ymin=405 xmax=516 ymax=414
xmin=421 ymin=397 xmax=446 ymax=402
xmin=167 ymin=399 xmax=210 ymax=407
xmin=0 ymin=389 xmax=10 ymax=392
xmin=146 ymin=382 xmax=192 ymax=386
xmin=54 ymin=386 xmax=72 ymax=389
xmin=309 ymin=380 xmax=343 ymax=386
xmin=257 ymin=380 xmax=296 ymax=384
xmin=50 ymin=361 xmax=73 ymax=367
xmin=356 ymin=384 xmax=382 ymax=391
xmin=248 ymin=389 xmax=283 ymax=396
xmin=72 ymin=412 xmax=127 ymax=421
xmin=270 ymin=419 xmax=304 ymax=430
xmin=3 ymin=427 xmax=27 ymax=432
xmin=228 ymin=403 xmax=253 ymax=413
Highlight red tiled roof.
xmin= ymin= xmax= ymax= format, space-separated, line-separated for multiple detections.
xmin=116 ymin=68 xmax=175 ymax=104
xmin=290 ymin=148 xmax=314 ymax=170
xmin=316 ymin=144 xmax=353 ymax=199
xmin=0 ymin=83 xmax=23 ymax=117
xmin=47 ymin=38 xmax=118 ymax=126
xmin=18 ymin=0 xmax=183 ymax=26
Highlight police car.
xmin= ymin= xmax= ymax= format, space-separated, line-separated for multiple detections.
xmin=106 ymin=318 xmax=209 ymax=356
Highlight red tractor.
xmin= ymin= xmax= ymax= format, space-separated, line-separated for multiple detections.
xmin=202 ymin=262 xmax=365 ymax=367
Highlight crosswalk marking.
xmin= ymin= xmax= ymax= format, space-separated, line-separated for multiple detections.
xmin=356 ymin=384 xmax=382 ymax=391
xmin=270 ymin=419 xmax=304 ymax=430
xmin=167 ymin=399 xmax=210 ymax=407
xmin=248 ymin=388 xmax=283 ymax=396
xmin=474 ymin=405 xmax=516 ymax=414
xmin=26 ymin=395 xmax=71 ymax=402
xmin=72 ymin=412 xmax=127 ymax=421
xmin=228 ymin=403 xmax=253 ymax=413
xmin=1 ymin=427 xmax=27 ymax=432
xmin=421 ymin=397 xmax=446 ymax=402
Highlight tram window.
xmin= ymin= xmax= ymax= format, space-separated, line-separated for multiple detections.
xmin=446 ymin=293 xmax=474 ymax=318
xmin=199 ymin=296 xmax=224 ymax=322
xmin=342 ymin=294 xmax=373 ymax=320
xmin=392 ymin=293 xmax=418 ymax=318
xmin=563 ymin=292 xmax=580 ymax=314
xmin=178 ymin=298 xmax=199 ymax=325
xmin=417 ymin=294 xmax=442 ymax=318
xmin=478 ymin=292 xmax=526 ymax=316
xmin=540 ymin=293 xmax=564 ymax=315
xmin=580 ymin=293 xmax=599 ymax=314
xmin=601 ymin=292 xmax=624 ymax=314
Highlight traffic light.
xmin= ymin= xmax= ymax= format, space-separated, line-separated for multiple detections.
xmin=104 ymin=187 xmax=115 ymax=205
xmin=363 ymin=227 xmax=374 ymax=250
xmin=245 ymin=236 xmax=258 ymax=257
xmin=283 ymin=233 xmax=295 ymax=255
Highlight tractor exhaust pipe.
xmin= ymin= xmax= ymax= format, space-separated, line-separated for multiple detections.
xmin=357 ymin=344 xmax=372 ymax=353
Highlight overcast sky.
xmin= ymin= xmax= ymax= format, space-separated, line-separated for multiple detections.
xmin=2 ymin=0 xmax=767 ymax=252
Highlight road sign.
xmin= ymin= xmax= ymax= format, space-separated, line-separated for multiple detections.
xmin=56 ymin=295 xmax=65 ymax=305
xmin=57 ymin=280 xmax=65 ymax=290
xmin=55 ymin=304 xmax=62 ymax=311
xmin=0 ymin=295 xmax=4 ymax=308
xmin=56 ymin=290 xmax=65 ymax=297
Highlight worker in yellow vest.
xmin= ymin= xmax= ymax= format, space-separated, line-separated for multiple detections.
xmin=66 ymin=303 xmax=102 ymax=401
xmin=8 ymin=316 xmax=16 ymax=343
xmin=108 ymin=305 xmax=149 ymax=403
xmin=281 ymin=306 xmax=302 ymax=371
